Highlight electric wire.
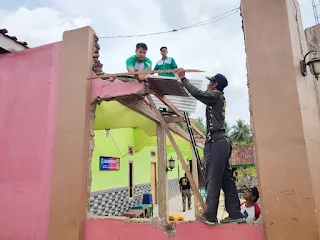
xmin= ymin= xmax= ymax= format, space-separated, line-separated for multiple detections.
xmin=99 ymin=7 xmax=240 ymax=39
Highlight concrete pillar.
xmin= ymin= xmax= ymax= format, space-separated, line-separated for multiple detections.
xmin=48 ymin=26 xmax=95 ymax=240
xmin=241 ymin=0 xmax=320 ymax=239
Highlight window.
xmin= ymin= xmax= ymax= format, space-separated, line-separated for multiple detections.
xmin=151 ymin=151 xmax=156 ymax=157
xmin=129 ymin=162 xmax=134 ymax=198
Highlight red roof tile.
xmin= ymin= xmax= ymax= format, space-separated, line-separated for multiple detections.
xmin=0 ymin=28 xmax=29 ymax=48
xmin=230 ymin=145 xmax=255 ymax=166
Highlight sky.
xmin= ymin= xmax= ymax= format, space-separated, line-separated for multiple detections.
xmin=0 ymin=0 xmax=316 ymax=126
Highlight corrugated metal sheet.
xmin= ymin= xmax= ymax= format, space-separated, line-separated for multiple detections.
xmin=147 ymin=76 xmax=189 ymax=97
xmin=151 ymin=78 xmax=203 ymax=113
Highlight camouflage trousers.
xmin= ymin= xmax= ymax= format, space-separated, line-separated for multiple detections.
xmin=181 ymin=189 xmax=192 ymax=210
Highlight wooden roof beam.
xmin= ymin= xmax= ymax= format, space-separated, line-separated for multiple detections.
xmin=118 ymin=98 xmax=204 ymax=148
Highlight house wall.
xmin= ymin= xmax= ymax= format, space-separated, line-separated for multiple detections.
xmin=90 ymin=128 xmax=192 ymax=216
xmin=84 ymin=219 xmax=264 ymax=240
xmin=0 ymin=43 xmax=60 ymax=239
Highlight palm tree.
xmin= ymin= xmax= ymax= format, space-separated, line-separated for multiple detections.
xmin=230 ymin=119 xmax=252 ymax=144
xmin=224 ymin=122 xmax=233 ymax=136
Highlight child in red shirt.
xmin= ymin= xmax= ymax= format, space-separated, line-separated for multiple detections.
xmin=240 ymin=186 xmax=261 ymax=222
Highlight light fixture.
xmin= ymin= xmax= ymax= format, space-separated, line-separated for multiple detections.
xmin=105 ymin=129 xmax=110 ymax=137
xmin=300 ymin=50 xmax=320 ymax=81
xmin=167 ymin=156 xmax=176 ymax=172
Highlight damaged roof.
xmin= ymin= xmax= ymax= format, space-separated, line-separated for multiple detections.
xmin=0 ymin=29 xmax=29 ymax=53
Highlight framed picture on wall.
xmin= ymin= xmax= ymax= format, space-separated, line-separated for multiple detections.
xmin=99 ymin=156 xmax=120 ymax=171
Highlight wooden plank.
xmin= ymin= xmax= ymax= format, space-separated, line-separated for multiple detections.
xmin=118 ymin=98 xmax=204 ymax=148
xmin=191 ymin=143 xmax=200 ymax=218
xmin=146 ymin=95 xmax=206 ymax=210
xmin=151 ymin=90 xmax=206 ymax=139
xmin=87 ymin=69 xmax=204 ymax=80
xmin=163 ymin=116 xmax=184 ymax=123
xmin=157 ymin=123 xmax=168 ymax=220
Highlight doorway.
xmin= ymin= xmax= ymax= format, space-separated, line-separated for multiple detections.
xmin=129 ymin=161 xmax=134 ymax=198
xmin=150 ymin=162 xmax=157 ymax=204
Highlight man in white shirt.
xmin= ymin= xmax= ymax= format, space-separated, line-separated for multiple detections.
xmin=240 ymin=186 xmax=261 ymax=223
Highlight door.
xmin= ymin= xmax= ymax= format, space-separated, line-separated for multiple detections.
xmin=129 ymin=161 xmax=134 ymax=198
xmin=151 ymin=162 xmax=157 ymax=204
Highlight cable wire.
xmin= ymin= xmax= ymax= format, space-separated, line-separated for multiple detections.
xmin=99 ymin=7 xmax=240 ymax=39
xmin=109 ymin=130 xmax=150 ymax=157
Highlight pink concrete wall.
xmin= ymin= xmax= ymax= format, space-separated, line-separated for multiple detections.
xmin=85 ymin=219 xmax=265 ymax=240
xmin=0 ymin=43 xmax=60 ymax=239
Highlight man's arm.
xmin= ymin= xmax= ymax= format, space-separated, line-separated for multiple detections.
xmin=126 ymin=56 xmax=135 ymax=72
xmin=182 ymin=78 xmax=221 ymax=105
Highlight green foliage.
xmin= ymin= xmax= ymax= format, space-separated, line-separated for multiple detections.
xmin=178 ymin=116 xmax=253 ymax=146
xmin=228 ymin=119 xmax=253 ymax=146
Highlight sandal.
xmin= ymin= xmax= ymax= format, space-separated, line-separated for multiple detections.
xmin=199 ymin=215 xmax=219 ymax=226
xmin=220 ymin=217 xmax=246 ymax=224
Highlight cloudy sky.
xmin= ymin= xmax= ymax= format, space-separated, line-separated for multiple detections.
xmin=0 ymin=0 xmax=316 ymax=126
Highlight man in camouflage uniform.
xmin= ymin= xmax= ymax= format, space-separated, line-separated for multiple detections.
xmin=177 ymin=68 xmax=245 ymax=226
xmin=179 ymin=173 xmax=192 ymax=212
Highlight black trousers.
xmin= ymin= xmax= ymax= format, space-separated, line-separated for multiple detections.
xmin=203 ymin=137 xmax=244 ymax=222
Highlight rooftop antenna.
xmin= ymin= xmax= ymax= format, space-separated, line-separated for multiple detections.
xmin=312 ymin=0 xmax=320 ymax=24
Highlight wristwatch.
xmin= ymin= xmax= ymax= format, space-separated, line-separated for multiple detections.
xmin=181 ymin=77 xmax=187 ymax=82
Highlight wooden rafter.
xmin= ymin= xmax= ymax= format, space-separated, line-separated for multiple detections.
xmin=146 ymin=95 xmax=206 ymax=210
xmin=150 ymin=86 xmax=206 ymax=139
xmin=118 ymin=98 xmax=204 ymax=148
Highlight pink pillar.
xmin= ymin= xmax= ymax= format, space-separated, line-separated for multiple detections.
xmin=242 ymin=0 xmax=320 ymax=239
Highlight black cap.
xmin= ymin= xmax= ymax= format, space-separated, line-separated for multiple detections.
xmin=206 ymin=73 xmax=228 ymax=90
xmin=244 ymin=185 xmax=260 ymax=202
xmin=160 ymin=46 xmax=167 ymax=50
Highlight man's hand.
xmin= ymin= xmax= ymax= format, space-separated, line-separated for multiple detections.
xmin=176 ymin=68 xmax=186 ymax=79
xmin=136 ymin=73 xmax=148 ymax=82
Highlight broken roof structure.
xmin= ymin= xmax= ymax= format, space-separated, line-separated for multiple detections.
xmin=0 ymin=29 xmax=28 ymax=53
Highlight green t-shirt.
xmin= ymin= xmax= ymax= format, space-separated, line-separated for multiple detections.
xmin=126 ymin=55 xmax=152 ymax=72
xmin=154 ymin=57 xmax=178 ymax=77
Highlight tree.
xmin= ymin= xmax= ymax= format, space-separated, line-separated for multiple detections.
xmin=224 ymin=122 xmax=232 ymax=135
xmin=229 ymin=119 xmax=253 ymax=145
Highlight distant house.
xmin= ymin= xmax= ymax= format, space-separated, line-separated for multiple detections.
xmin=230 ymin=145 xmax=257 ymax=187
xmin=230 ymin=145 xmax=255 ymax=168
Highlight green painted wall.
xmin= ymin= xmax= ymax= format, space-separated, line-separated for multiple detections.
xmin=91 ymin=128 xmax=196 ymax=192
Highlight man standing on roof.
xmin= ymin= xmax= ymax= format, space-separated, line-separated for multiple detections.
xmin=176 ymin=68 xmax=245 ymax=226
xmin=126 ymin=43 xmax=152 ymax=81
xmin=154 ymin=46 xmax=178 ymax=78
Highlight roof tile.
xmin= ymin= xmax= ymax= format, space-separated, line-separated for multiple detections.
xmin=0 ymin=28 xmax=28 ymax=48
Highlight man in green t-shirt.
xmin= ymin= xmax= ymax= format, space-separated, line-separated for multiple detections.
xmin=153 ymin=46 xmax=178 ymax=78
xmin=126 ymin=43 xmax=152 ymax=72
xmin=176 ymin=68 xmax=245 ymax=226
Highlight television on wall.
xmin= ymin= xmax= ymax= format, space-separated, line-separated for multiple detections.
xmin=99 ymin=156 xmax=120 ymax=171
